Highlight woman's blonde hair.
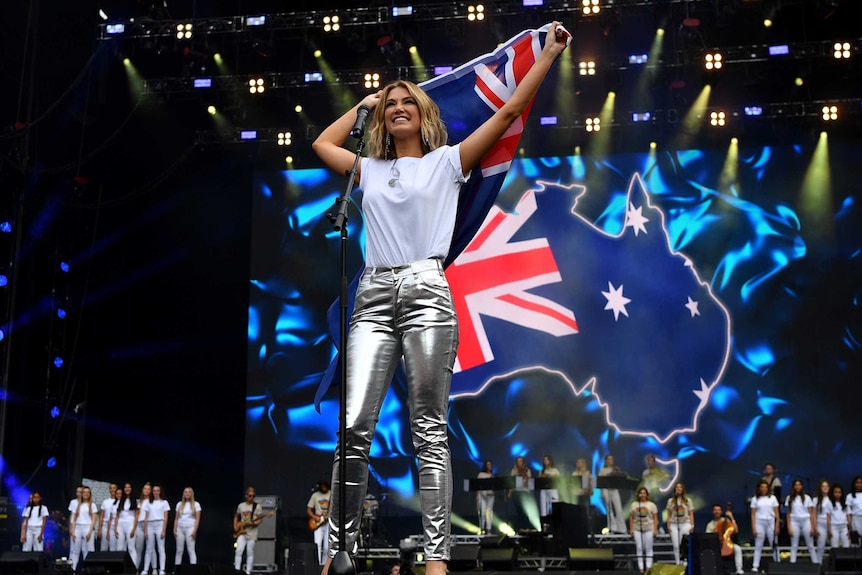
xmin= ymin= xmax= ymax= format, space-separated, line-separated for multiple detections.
xmin=366 ymin=80 xmax=448 ymax=160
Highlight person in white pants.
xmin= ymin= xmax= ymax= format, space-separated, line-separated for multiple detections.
xmin=174 ymin=487 xmax=202 ymax=566
xmin=706 ymin=504 xmax=744 ymax=575
xmin=750 ymin=480 xmax=781 ymax=572
xmin=813 ymin=480 xmax=831 ymax=564
xmin=846 ymin=477 xmax=862 ymax=545
xmin=630 ymin=487 xmax=658 ymax=573
xmin=20 ymin=492 xmax=49 ymax=552
xmin=666 ymin=483 xmax=695 ymax=565
xmin=114 ymin=483 xmax=140 ymax=567
xmin=307 ymin=480 xmax=332 ymax=565
xmin=234 ymin=487 xmax=263 ymax=574
xmin=538 ymin=455 xmax=561 ymax=521
xmin=786 ymin=479 xmax=819 ymax=564
xmin=70 ymin=487 xmax=97 ymax=571
xmin=599 ymin=455 xmax=628 ymax=534
xmin=830 ymin=484 xmax=851 ymax=549
xmin=142 ymin=485 xmax=169 ymax=575
xmin=135 ymin=483 xmax=153 ymax=572
xmin=476 ymin=461 xmax=495 ymax=535
xmin=99 ymin=484 xmax=119 ymax=552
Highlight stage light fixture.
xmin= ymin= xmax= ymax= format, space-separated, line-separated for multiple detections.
xmin=47 ymin=457 xmax=56 ymax=468
xmin=193 ymin=78 xmax=212 ymax=88
xmin=408 ymin=45 xmax=418 ymax=54
xmin=833 ymin=42 xmax=851 ymax=59
xmin=246 ymin=15 xmax=266 ymax=26
xmin=579 ymin=60 xmax=596 ymax=76
xmin=51 ymin=406 xmax=60 ymax=418
xmin=99 ymin=9 xmax=109 ymax=21
xmin=207 ymin=105 xmax=217 ymax=115
xmin=744 ymin=106 xmax=763 ymax=116
xmin=467 ymin=5 xmax=485 ymax=21
xmin=709 ymin=111 xmax=727 ymax=127
xmin=214 ymin=53 xmax=224 ymax=64
xmin=763 ymin=18 xmax=773 ymax=27
xmin=323 ymin=15 xmax=340 ymax=32
xmin=540 ymin=116 xmax=558 ymax=125
xmin=434 ymin=65 xmax=454 ymax=76
xmin=364 ymin=72 xmax=381 ymax=89
xmin=313 ymin=49 xmax=322 ymax=58
xmin=768 ymin=44 xmax=790 ymax=56
xmin=0 ymin=274 xmax=7 ymax=287
xmin=240 ymin=130 xmax=257 ymax=140
xmin=392 ymin=6 xmax=414 ymax=16
xmin=704 ymin=51 xmax=723 ymax=70
xmin=60 ymin=262 xmax=70 ymax=273
xmin=650 ymin=142 xmax=657 ymax=149
xmin=585 ymin=116 xmax=601 ymax=132
xmin=0 ymin=221 xmax=11 ymax=233
xmin=629 ymin=54 xmax=648 ymax=64
xmin=54 ymin=356 xmax=64 ymax=368
xmin=106 ymin=23 xmax=125 ymax=34
xmin=582 ymin=0 xmax=601 ymax=16
xmin=294 ymin=104 xmax=303 ymax=113
xmin=285 ymin=156 xmax=294 ymax=165
xmin=821 ymin=105 xmax=838 ymax=121
xmin=176 ymin=23 xmax=192 ymax=40
xmin=57 ymin=308 xmax=67 ymax=319
xmin=632 ymin=112 xmax=652 ymax=122
xmin=304 ymin=72 xmax=323 ymax=83
xmin=277 ymin=132 xmax=292 ymax=146
xmin=249 ymin=77 xmax=265 ymax=94
xmin=524 ymin=0 xmax=543 ymax=5
xmin=795 ymin=77 xmax=804 ymax=86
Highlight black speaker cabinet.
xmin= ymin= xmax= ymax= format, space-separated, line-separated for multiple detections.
xmin=481 ymin=547 xmax=516 ymax=571
xmin=288 ymin=542 xmax=320 ymax=575
xmin=831 ymin=548 xmax=862 ymax=572
xmin=766 ymin=563 xmax=821 ymax=575
xmin=449 ymin=544 xmax=479 ymax=571
xmin=687 ymin=533 xmax=722 ymax=575
xmin=568 ymin=547 xmax=615 ymax=570
xmin=555 ymin=502 xmax=590 ymax=549
xmin=0 ymin=552 xmax=46 ymax=575
xmin=81 ymin=551 xmax=137 ymax=574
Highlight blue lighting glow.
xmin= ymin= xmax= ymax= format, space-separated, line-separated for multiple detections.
xmin=246 ymin=15 xmax=266 ymax=26
xmin=632 ymin=112 xmax=652 ymax=122
xmin=47 ymin=457 xmax=57 ymax=468
xmin=744 ymin=106 xmax=763 ymax=116
xmin=106 ymin=23 xmax=125 ymax=34
xmin=540 ymin=116 xmax=557 ymax=126
xmin=53 ymin=356 xmax=64 ymax=368
xmin=0 ymin=275 xmax=7 ymax=287
xmin=392 ymin=6 xmax=414 ymax=16
xmin=523 ymin=0 xmax=543 ymax=5
xmin=60 ymin=262 xmax=70 ymax=273
xmin=433 ymin=66 xmax=454 ymax=76
xmin=304 ymin=72 xmax=323 ymax=83
xmin=240 ymin=130 xmax=257 ymax=140
xmin=193 ymin=78 xmax=212 ymax=88
xmin=0 ymin=328 xmax=4 ymax=341
xmin=57 ymin=308 xmax=66 ymax=319
xmin=0 ymin=222 xmax=11 ymax=233
xmin=629 ymin=54 xmax=648 ymax=64
xmin=51 ymin=406 xmax=60 ymax=418
xmin=768 ymin=45 xmax=789 ymax=56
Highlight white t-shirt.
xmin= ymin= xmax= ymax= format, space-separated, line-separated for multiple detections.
xmin=630 ymin=501 xmax=658 ymax=532
xmin=147 ymin=499 xmax=170 ymax=522
xmin=751 ymin=495 xmax=779 ymax=521
xmin=785 ymin=494 xmax=814 ymax=520
xmin=117 ymin=498 xmax=137 ymax=523
xmin=846 ymin=493 xmax=862 ymax=516
xmin=138 ymin=499 xmax=151 ymax=523
xmin=829 ymin=499 xmax=848 ymax=526
xmin=176 ymin=501 xmax=201 ymax=527
xmin=359 ymin=145 xmax=468 ymax=267
xmin=74 ymin=501 xmax=96 ymax=526
xmin=101 ymin=499 xmax=118 ymax=524
xmin=68 ymin=498 xmax=78 ymax=515
xmin=307 ymin=491 xmax=331 ymax=516
xmin=814 ymin=497 xmax=831 ymax=521
xmin=22 ymin=505 xmax=49 ymax=528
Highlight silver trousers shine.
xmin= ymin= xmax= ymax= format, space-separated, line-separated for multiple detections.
xmin=328 ymin=258 xmax=458 ymax=561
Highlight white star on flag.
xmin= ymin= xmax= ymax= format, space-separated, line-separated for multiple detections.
xmin=624 ymin=202 xmax=649 ymax=236
xmin=685 ymin=296 xmax=700 ymax=317
xmin=602 ymin=281 xmax=631 ymax=321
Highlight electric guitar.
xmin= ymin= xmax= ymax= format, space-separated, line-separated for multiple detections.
xmin=308 ymin=512 xmax=328 ymax=532
xmin=233 ymin=510 xmax=274 ymax=539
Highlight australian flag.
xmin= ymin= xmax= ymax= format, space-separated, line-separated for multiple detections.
xmin=316 ymin=24 xmax=563 ymax=406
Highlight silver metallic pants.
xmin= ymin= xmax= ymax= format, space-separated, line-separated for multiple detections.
xmin=328 ymin=258 xmax=458 ymax=561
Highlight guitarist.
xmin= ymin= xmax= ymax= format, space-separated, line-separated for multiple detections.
xmin=233 ymin=487 xmax=264 ymax=574
xmin=307 ymin=480 xmax=331 ymax=565
xmin=706 ymin=503 xmax=744 ymax=575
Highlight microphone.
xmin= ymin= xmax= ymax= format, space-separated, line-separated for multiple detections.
xmin=350 ymin=105 xmax=372 ymax=139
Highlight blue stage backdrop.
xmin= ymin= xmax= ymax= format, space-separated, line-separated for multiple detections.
xmin=246 ymin=142 xmax=862 ymax=535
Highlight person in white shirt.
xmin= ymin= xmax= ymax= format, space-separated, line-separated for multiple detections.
xmin=113 ymin=483 xmax=140 ymax=567
xmin=476 ymin=460 xmax=495 ymax=535
xmin=846 ymin=476 xmax=862 ymax=545
xmin=813 ymin=480 xmax=831 ymax=564
xmin=20 ymin=492 xmax=49 ymax=552
xmin=785 ymin=479 xmax=818 ymax=564
xmin=174 ymin=486 xmax=202 ymax=566
xmin=307 ymin=480 xmax=332 ymax=565
xmin=829 ymin=484 xmax=851 ymax=549
xmin=630 ymin=487 xmax=658 ymax=573
xmin=98 ymin=483 xmax=119 ymax=552
xmin=571 ymin=458 xmax=594 ymax=506
xmin=234 ymin=487 xmax=264 ymax=574
xmin=538 ymin=455 xmax=561 ymax=520
xmin=135 ymin=483 xmax=153 ymax=571
xmin=141 ymin=484 xmax=169 ymax=575
xmin=70 ymin=486 xmax=97 ymax=571
xmin=666 ymin=482 xmax=695 ymax=565
xmin=599 ymin=455 xmax=628 ymax=534
xmin=762 ymin=464 xmax=783 ymax=501
xmin=750 ymin=479 xmax=781 ymax=572
xmin=67 ymin=485 xmax=83 ymax=548
xmin=705 ymin=504 xmax=744 ymax=575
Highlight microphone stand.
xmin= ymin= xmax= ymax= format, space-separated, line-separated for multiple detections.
xmin=327 ymin=130 xmax=365 ymax=575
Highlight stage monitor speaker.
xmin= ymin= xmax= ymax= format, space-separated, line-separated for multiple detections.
xmin=555 ymin=502 xmax=590 ymax=549
xmin=288 ymin=542 xmax=320 ymax=575
xmin=831 ymin=548 xmax=862 ymax=572
xmin=0 ymin=551 xmax=46 ymax=575
xmin=687 ymin=533 xmax=722 ymax=575
xmin=449 ymin=544 xmax=479 ymax=571
xmin=651 ymin=563 xmax=687 ymax=575
xmin=766 ymin=563 xmax=821 ymax=575
xmin=481 ymin=547 xmax=515 ymax=571
xmin=81 ymin=551 xmax=136 ymax=574
xmin=568 ymin=547 xmax=615 ymax=570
